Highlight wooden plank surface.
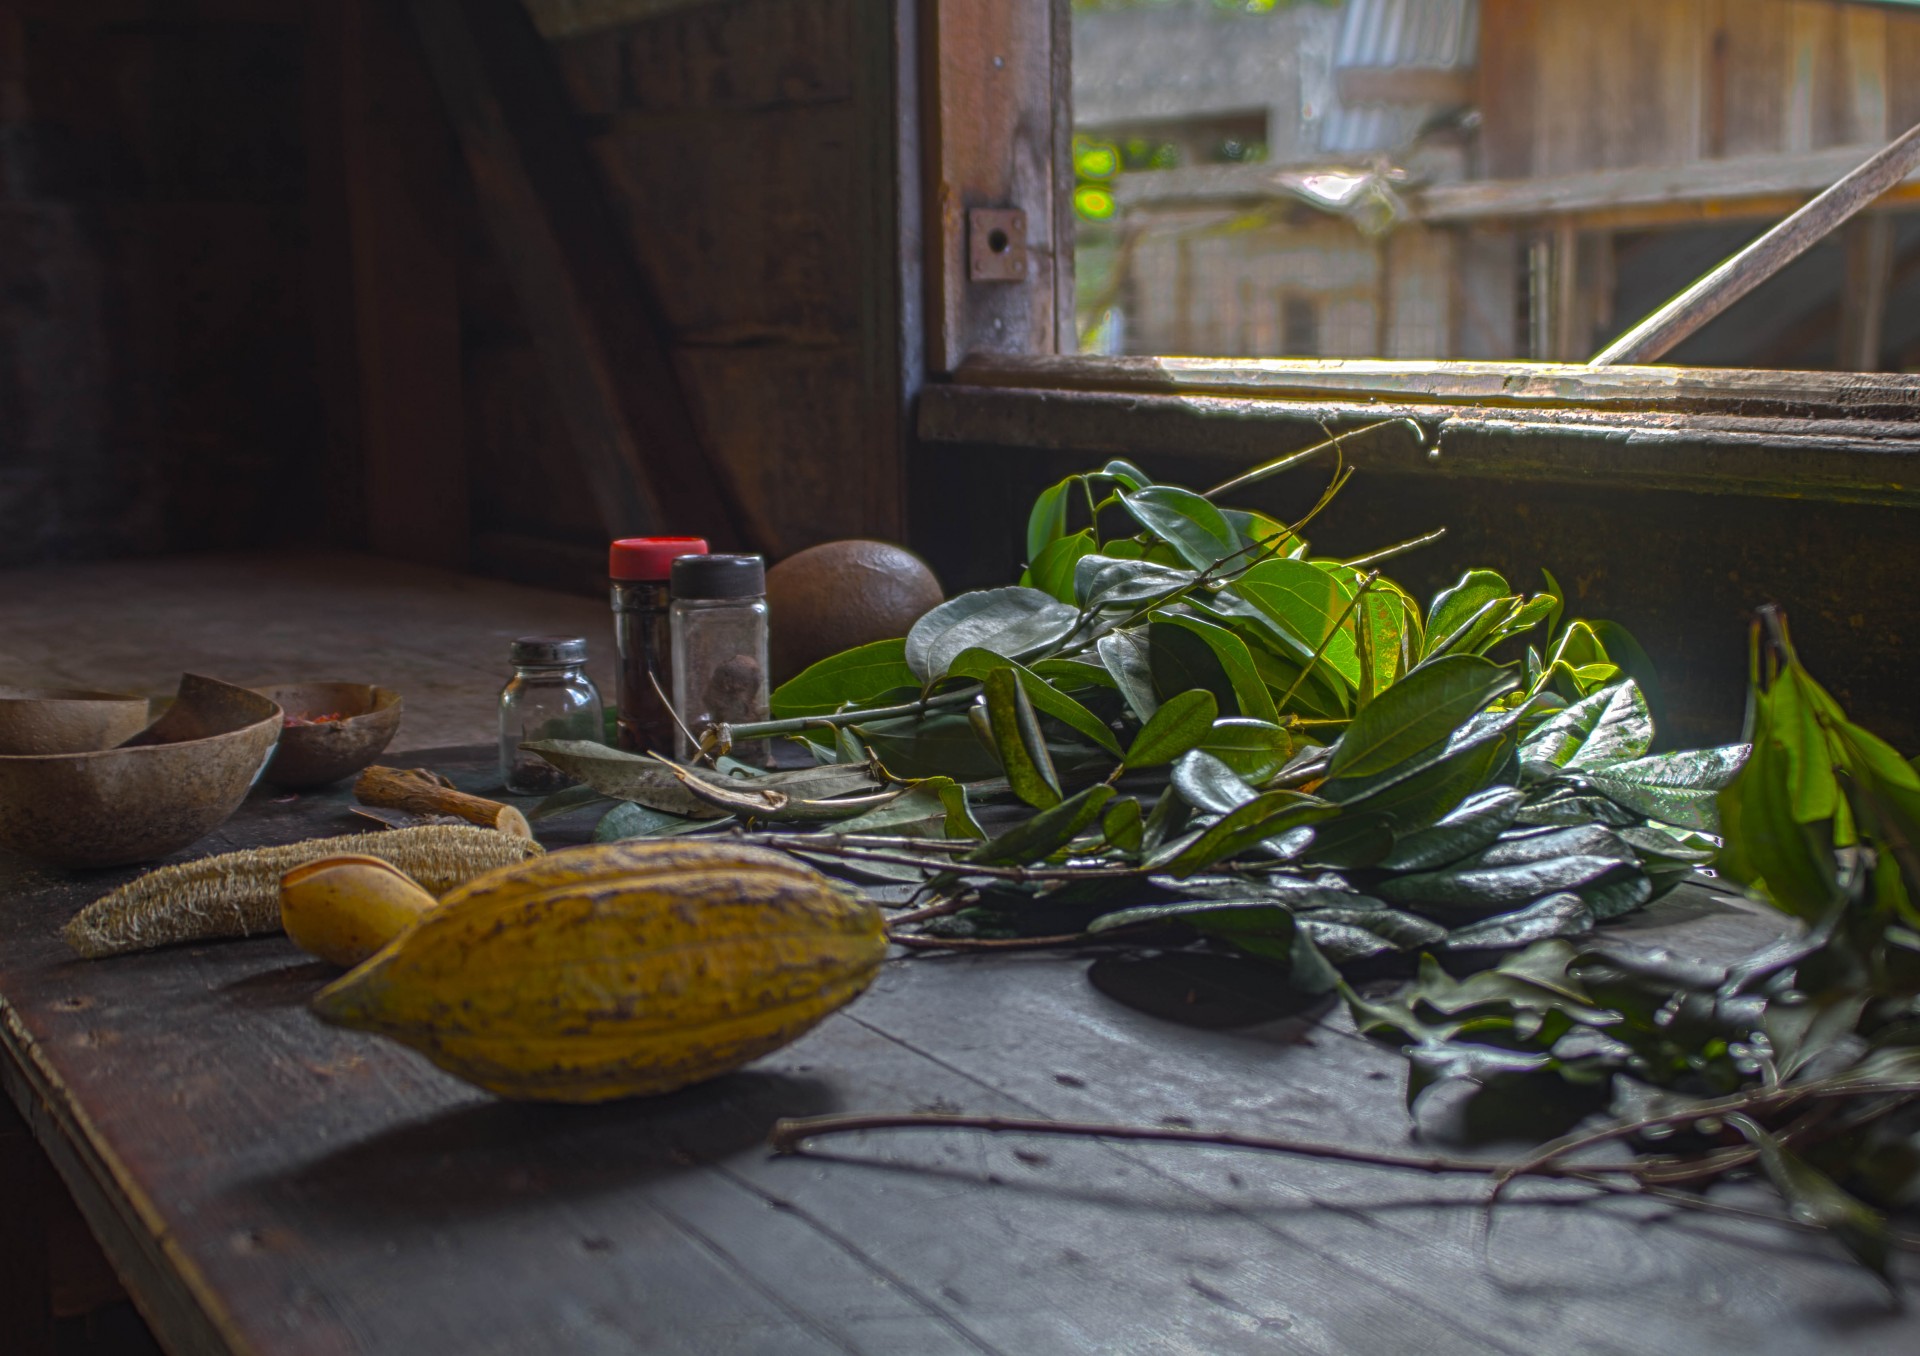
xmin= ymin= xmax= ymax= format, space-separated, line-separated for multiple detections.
xmin=2 ymin=749 xmax=1917 ymax=1355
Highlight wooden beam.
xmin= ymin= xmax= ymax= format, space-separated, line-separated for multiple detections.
xmin=405 ymin=0 xmax=747 ymax=545
xmin=1414 ymin=143 xmax=1920 ymax=225
xmin=318 ymin=0 xmax=469 ymax=569
xmin=1594 ymin=120 xmax=1920 ymax=365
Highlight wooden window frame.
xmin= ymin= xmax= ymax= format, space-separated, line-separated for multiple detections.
xmin=915 ymin=0 xmax=1920 ymax=508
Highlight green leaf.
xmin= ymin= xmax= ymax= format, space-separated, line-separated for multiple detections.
xmin=770 ymin=637 xmax=918 ymax=720
xmin=853 ymin=710 xmax=1005 ymax=781
xmin=1767 ymin=670 xmax=1840 ymax=824
xmin=1171 ymin=749 xmax=1262 ymax=815
xmin=1118 ymin=484 xmax=1241 ymax=572
xmin=593 ymin=801 xmax=716 ymax=841
xmin=1357 ymin=589 xmax=1414 ymax=703
xmin=1102 ymin=796 xmax=1145 ymax=853
xmin=1222 ymin=508 xmax=1301 ymax=557
xmin=1165 ymin=791 xmax=1338 ymax=876
xmin=1378 ymin=785 xmax=1527 ymax=872
xmin=1150 ymin=613 xmax=1279 ymax=723
xmin=1231 ymin=558 xmax=1361 ymax=688
xmin=1519 ymin=681 xmax=1650 ymax=776
xmin=1124 ymin=689 xmax=1219 ymax=768
xmin=905 ymin=587 xmax=1080 ymax=683
xmin=1026 ymin=477 xmax=1076 ymax=561
xmin=1582 ymin=746 xmax=1749 ymax=832
xmin=1327 ymin=655 xmax=1518 ymax=781
xmin=984 ymin=667 xmax=1062 ymax=809
xmin=1025 ymin=530 xmax=1097 ymax=604
xmin=1300 ymin=811 xmax=1397 ymax=868
xmin=1728 ymin=1114 xmax=1891 ymax=1280
xmin=966 ymin=784 xmax=1117 ymax=866
xmin=1097 ymin=458 xmax=1152 ymax=491
xmin=826 ymin=777 xmax=970 ymax=837
xmin=1197 ymin=718 xmax=1293 ymax=782
xmin=1541 ymin=568 xmax=1566 ymax=641
xmin=1381 ymin=853 xmax=1643 ymax=919
xmin=949 ymin=648 xmax=1123 ymax=756
xmin=521 ymin=740 xmax=731 ymax=818
xmin=1097 ymin=629 xmax=1159 ymax=722
xmin=1031 ymin=657 xmax=1116 ymax=690
xmin=1075 ymin=555 xmax=1195 ymax=610
xmin=1425 ymin=570 xmax=1509 ymax=655
xmin=1717 ymin=732 xmax=1842 ymax=919
xmin=528 ymin=782 xmax=613 ymax=821
xmin=1442 ymin=893 xmax=1596 ymax=950
xmin=1147 ymin=619 xmax=1239 ymax=714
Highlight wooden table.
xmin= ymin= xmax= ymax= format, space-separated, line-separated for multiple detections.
xmin=4 ymin=749 xmax=1918 ymax=1356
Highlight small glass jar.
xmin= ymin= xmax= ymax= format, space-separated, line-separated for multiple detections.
xmin=670 ymin=555 xmax=771 ymax=767
xmin=498 ymin=635 xmax=604 ymax=795
xmin=610 ymin=536 xmax=708 ymax=753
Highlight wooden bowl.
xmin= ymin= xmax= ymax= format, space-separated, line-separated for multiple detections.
xmin=255 ymin=683 xmax=403 ymax=789
xmin=0 ymin=675 xmax=282 ymax=870
xmin=0 ymin=688 xmax=152 ymax=756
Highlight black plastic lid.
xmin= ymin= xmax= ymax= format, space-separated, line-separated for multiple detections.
xmin=672 ymin=554 xmax=766 ymax=600
xmin=511 ymin=635 xmax=588 ymax=665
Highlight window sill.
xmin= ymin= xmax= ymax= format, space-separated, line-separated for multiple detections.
xmin=918 ymin=356 xmax=1920 ymax=508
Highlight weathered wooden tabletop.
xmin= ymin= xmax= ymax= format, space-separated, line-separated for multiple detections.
xmin=3 ymin=749 xmax=1917 ymax=1356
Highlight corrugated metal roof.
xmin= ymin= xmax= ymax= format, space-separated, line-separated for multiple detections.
xmin=1333 ymin=0 xmax=1479 ymax=72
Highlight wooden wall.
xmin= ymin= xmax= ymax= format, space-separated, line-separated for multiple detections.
xmin=0 ymin=0 xmax=324 ymax=567
xmin=1481 ymin=0 xmax=1920 ymax=179
xmin=0 ymin=0 xmax=909 ymax=585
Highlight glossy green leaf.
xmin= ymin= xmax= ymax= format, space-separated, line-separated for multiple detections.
xmin=521 ymin=740 xmax=730 ymax=818
xmin=948 ymin=648 xmax=1123 ymax=756
xmin=1102 ymin=796 xmax=1145 ymax=853
xmin=1327 ymin=708 xmax=1524 ymax=833
xmin=1327 ymin=654 xmax=1518 ymax=781
xmin=1026 ymin=477 xmax=1076 ymax=561
xmin=592 ymin=800 xmax=716 ymax=842
xmin=1024 ymin=530 xmax=1097 ymax=604
xmin=966 ymin=784 xmax=1117 ymax=866
xmin=905 ymin=587 xmax=1079 ymax=683
xmin=1097 ymin=629 xmax=1159 ymax=722
xmin=1031 ymin=657 xmax=1116 ymax=690
xmin=1298 ymin=811 xmax=1397 ymax=868
xmin=985 ymin=667 xmax=1062 ymax=809
xmin=1119 ymin=484 xmax=1241 ymax=572
xmin=1425 ymin=570 xmax=1509 ymax=654
xmin=853 ymin=710 xmax=1005 ymax=781
xmin=1231 ymin=558 xmax=1361 ymax=688
xmin=1125 ymin=689 xmax=1219 ymax=768
xmin=1520 ymin=681 xmax=1649 ymax=776
xmin=1147 ymin=619 xmax=1239 ymax=713
xmin=1380 ymin=853 xmax=1645 ymax=918
xmin=1165 ymin=791 xmax=1337 ymax=876
xmin=1198 ymin=718 xmax=1293 ymax=782
xmin=827 ymin=778 xmax=965 ymax=837
xmin=1357 ymin=588 xmax=1414 ymax=702
xmin=1378 ymin=785 xmax=1527 ymax=871
xmin=1583 ymin=746 xmax=1749 ymax=832
xmin=1222 ymin=507 xmax=1301 ymax=557
xmin=1151 ymin=612 xmax=1279 ymax=723
xmin=1171 ymin=749 xmax=1262 ymax=815
xmin=1442 ymin=893 xmax=1596 ymax=951
xmin=1075 ymin=554 xmax=1196 ymax=610
xmin=770 ymin=637 xmax=918 ymax=720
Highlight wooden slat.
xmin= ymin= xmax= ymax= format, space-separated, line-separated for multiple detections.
xmin=404 ymin=0 xmax=748 ymax=547
xmin=921 ymin=0 xmax=1065 ymax=371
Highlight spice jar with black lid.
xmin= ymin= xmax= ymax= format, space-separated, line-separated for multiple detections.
xmin=670 ymin=554 xmax=770 ymax=767
xmin=610 ymin=537 xmax=708 ymax=753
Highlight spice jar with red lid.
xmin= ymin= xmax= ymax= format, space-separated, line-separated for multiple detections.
xmin=610 ymin=537 xmax=707 ymax=753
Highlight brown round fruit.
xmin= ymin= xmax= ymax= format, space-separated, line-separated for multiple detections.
xmin=766 ymin=541 xmax=945 ymax=685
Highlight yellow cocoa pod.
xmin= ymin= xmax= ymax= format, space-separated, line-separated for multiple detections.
xmin=281 ymin=855 xmax=439 ymax=969
xmin=310 ymin=840 xmax=887 ymax=1102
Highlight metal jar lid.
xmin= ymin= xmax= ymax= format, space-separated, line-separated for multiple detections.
xmin=671 ymin=554 xmax=766 ymax=600
xmin=511 ymin=635 xmax=589 ymax=666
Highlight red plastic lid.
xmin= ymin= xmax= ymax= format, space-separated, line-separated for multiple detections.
xmin=610 ymin=537 xmax=708 ymax=581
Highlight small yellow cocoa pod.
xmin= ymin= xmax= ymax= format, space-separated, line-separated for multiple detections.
xmin=281 ymin=855 xmax=439 ymax=969
xmin=311 ymin=840 xmax=887 ymax=1102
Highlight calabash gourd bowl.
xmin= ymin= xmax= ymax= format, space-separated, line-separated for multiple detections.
xmin=0 ymin=674 xmax=282 ymax=870
xmin=0 ymin=687 xmax=152 ymax=757
xmin=254 ymin=682 xmax=404 ymax=790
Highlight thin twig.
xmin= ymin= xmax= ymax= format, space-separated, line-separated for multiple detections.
xmin=887 ymin=932 xmax=1112 ymax=952
xmin=1201 ymin=419 xmax=1423 ymax=501
xmin=769 ymin=1110 xmax=1640 ymax=1180
xmin=1343 ymin=527 xmax=1448 ymax=571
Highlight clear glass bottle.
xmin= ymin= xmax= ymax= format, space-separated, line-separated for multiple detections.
xmin=611 ymin=537 xmax=708 ymax=754
xmin=498 ymin=635 xmax=603 ymax=795
xmin=670 ymin=555 xmax=771 ymax=767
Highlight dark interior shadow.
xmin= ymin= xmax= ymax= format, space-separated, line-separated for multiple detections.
xmin=265 ymin=1070 xmax=836 ymax=1222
